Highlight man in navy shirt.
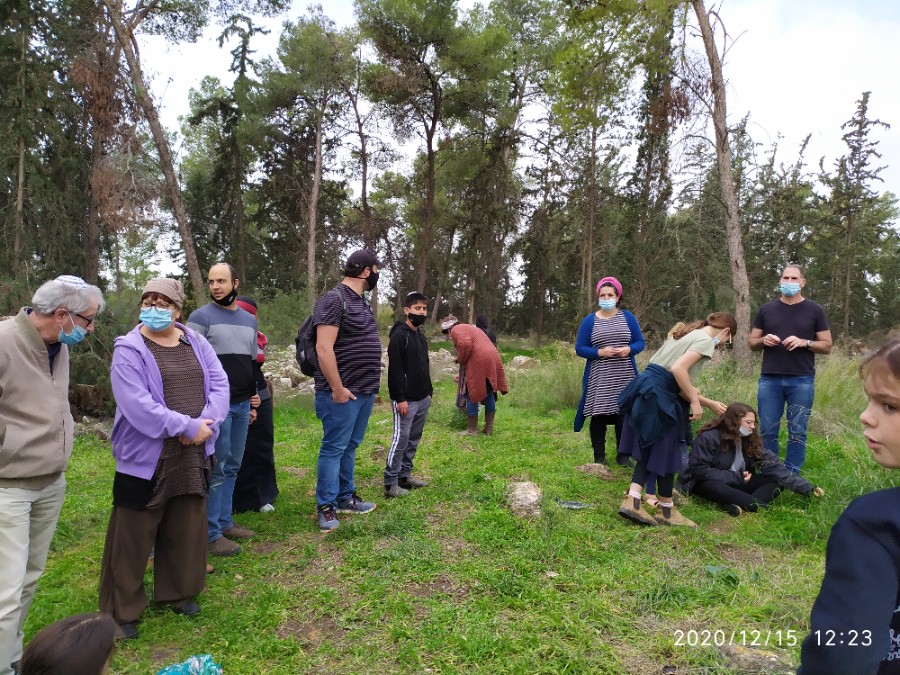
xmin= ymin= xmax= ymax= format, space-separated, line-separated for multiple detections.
xmin=313 ymin=249 xmax=384 ymax=532
xmin=748 ymin=264 xmax=832 ymax=474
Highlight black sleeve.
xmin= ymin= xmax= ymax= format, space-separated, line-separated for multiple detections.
xmin=799 ymin=497 xmax=899 ymax=674
xmin=753 ymin=449 xmax=814 ymax=494
xmin=387 ymin=330 xmax=407 ymax=402
xmin=687 ymin=431 xmax=744 ymax=486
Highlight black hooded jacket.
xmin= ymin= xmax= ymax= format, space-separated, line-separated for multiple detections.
xmin=387 ymin=320 xmax=433 ymax=402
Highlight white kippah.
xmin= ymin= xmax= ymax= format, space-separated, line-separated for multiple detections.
xmin=55 ymin=274 xmax=87 ymax=288
xmin=440 ymin=316 xmax=459 ymax=331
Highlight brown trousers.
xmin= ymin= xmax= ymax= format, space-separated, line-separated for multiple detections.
xmin=98 ymin=495 xmax=206 ymax=624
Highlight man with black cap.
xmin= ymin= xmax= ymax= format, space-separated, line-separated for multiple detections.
xmin=313 ymin=249 xmax=383 ymax=532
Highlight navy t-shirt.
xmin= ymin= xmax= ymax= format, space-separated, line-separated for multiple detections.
xmin=752 ymin=298 xmax=829 ymax=375
xmin=312 ymin=284 xmax=382 ymax=394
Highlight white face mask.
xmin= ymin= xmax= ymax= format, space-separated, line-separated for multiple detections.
xmin=738 ymin=426 xmax=752 ymax=437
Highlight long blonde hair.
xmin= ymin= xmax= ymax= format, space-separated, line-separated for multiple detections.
xmin=669 ymin=312 xmax=737 ymax=340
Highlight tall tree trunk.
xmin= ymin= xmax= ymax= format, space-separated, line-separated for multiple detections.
xmin=14 ymin=23 xmax=27 ymax=277
xmin=693 ymin=0 xmax=752 ymax=372
xmin=103 ymin=0 xmax=205 ymax=304
xmin=307 ymin=114 xmax=323 ymax=310
xmin=84 ymin=119 xmax=103 ymax=285
xmin=420 ymin=129 xmax=436 ymax=294
xmin=585 ymin=124 xmax=597 ymax=310
xmin=842 ymin=215 xmax=853 ymax=333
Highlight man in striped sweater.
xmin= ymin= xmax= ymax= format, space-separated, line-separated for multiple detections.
xmin=187 ymin=263 xmax=258 ymax=556
xmin=313 ymin=250 xmax=383 ymax=532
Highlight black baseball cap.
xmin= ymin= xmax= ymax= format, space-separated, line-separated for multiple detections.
xmin=346 ymin=249 xmax=382 ymax=269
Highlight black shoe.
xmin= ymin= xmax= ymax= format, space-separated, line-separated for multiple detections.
xmin=615 ymin=454 xmax=634 ymax=467
xmin=723 ymin=504 xmax=743 ymax=517
xmin=399 ymin=476 xmax=428 ymax=489
xmin=170 ymin=599 xmax=201 ymax=617
xmin=116 ymin=621 xmax=139 ymax=640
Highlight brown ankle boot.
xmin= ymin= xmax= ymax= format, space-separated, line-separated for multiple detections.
xmin=482 ymin=412 xmax=495 ymax=435
xmin=618 ymin=496 xmax=657 ymax=526
xmin=654 ymin=505 xmax=697 ymax=528
xmin=459 ymin=415 xmax=479 ymax=436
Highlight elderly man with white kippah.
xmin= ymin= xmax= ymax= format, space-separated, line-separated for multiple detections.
xmin=0 ymin=275 xmax=105 ymax=675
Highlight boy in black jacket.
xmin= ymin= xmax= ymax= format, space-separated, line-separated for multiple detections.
xmin=384 ymin=292 xmax=433 ymax=498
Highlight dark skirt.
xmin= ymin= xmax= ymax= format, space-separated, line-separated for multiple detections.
xmin=619 ymin=407 xmax=688 ymax=477
xmin=233 ymin=395 xmax=278 ymax=512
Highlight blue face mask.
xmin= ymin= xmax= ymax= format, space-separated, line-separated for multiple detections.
xmin=140 ymin=307 xmax=174 ymax=332
xmin=712 ymin=336 xmax=720 ymax=345
xmin=58 ymin=315 xmax=88 ymax=346
xmin=780 ymin=282 xmax=801 ymax=297
xmin=598 ymin=299 xmax=617 ymax=311
xmin=738 ymin=426 xmax=752 ymax=437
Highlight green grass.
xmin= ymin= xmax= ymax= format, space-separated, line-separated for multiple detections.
xmin=28 ymin=348 xmax=897 ymax=673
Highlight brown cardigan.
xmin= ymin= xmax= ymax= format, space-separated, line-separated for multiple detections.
xmin=449 ymin=323 xmax=508 ymax=403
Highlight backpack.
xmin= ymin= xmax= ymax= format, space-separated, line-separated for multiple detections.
xmin=295 ymin=289 xmax=347 ymax=377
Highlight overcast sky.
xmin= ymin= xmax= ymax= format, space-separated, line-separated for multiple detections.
xmin=141 ymin=0 xmax=900 ymax=199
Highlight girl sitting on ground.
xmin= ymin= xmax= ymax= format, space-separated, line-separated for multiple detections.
xmin=679 ymin=402 xmax=824 ymax=515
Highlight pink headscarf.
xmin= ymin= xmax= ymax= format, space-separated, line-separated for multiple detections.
xmin=595 ymin=276 xmax=623 ymax=298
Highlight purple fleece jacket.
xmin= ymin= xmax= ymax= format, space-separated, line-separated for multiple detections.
xmin=110 ymin=323 xmax=230 ymax=479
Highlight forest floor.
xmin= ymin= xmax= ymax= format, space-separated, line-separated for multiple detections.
xmin=30 ymin=342 xmax=895 ymax=674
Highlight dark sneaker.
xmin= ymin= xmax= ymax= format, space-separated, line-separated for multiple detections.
xmin=208 ymin=536 xmax=240 ymax=556
xmin=318 ymin=505 xmax=340 ymax=532
xmin=170 ymin=599 xmax=201 ymax=617
xmin=384 ymin=484 xmax=409 ymax=498
xmin=723 ymin=504 xmax=743 ymax=517
xmin=399 ymin=476 xmax=428 ymax=489
xmin=337 ymin=492 xmax=377 ymax=514
xmin=116 ymin=621 xmax=139 ymax=641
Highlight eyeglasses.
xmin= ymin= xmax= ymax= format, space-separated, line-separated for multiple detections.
xmin=72 ymin=312 xmax=95 ymax=328
xmin=140 ymin=301 xmax=172 ymax=311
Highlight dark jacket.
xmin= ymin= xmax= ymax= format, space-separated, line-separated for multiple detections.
xmin=799 ymin=488 xmax=900 ymax=674
xmin=679 ymin=428 xmax=815 ymax=495
xmin=616 ymin=364 xmax=683 ymax=448
xmin=387 ymin=320 xmax=433 ymax=402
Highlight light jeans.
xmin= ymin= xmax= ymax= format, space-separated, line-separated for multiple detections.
xmin=757 ymin=374 xmax=815 ymax=474
xmin=207 ymin=400 xmax=251 ymax=542
xmin=0 ymin=474 xmax=66 ymax=674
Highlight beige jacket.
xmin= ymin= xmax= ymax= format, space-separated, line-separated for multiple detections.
xmin=0 ymin=309 xmax=73 ymax=489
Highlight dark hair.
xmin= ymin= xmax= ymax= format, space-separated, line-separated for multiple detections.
xmin=670 ymin=312 xmax=737 ymax=340
xmin=404 ymin=292 xmax=428 ymax=308
xmin=236 ymin=295 xmax=257 ymax=308
xmin=474 ymin=314 xmax=489 ymax=329
xmin=20 ymin=613 xmax=116 ymax=675
xmin=211 ymin=262 xmax=238 ymax=282
xmin=140 ymin=292 xmax=175 ymax=307
xmin=698 ymin=402 xmax=763 ymax=459
xmin=860 ymin=337 xmax=900 ymax=382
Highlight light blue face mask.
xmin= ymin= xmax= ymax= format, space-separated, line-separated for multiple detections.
xmin=140 ymin=307 xmax=174 ymax=332
xmin=738 ymin=426 xmax=752 ymax=437
xmin=780 ymin=282 xmax=801 ymax=297
xmin=58 ymin=315 xmax=87 ymax=346
xmin=712 ymin=336 xmax=720 ymax=345
xmin=598 ymin=299 xmax=617 ymax=311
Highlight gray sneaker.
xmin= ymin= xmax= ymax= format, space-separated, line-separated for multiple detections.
xmin=317 ymin=504 xmax=340 ymax=532
xmin=384 ymin=484 xmax=409 ymax=498
xmin=337 ymin=492 xmax=377 ymax=514
xmin=399 ymin=476 xmax=428 ymax=489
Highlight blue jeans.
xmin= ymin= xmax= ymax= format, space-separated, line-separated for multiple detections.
xmin=208 ymin=400 xmax=251 ymax=542
xmin=465 ymin=381 xmax=496 ymax=416
xmin=315 ymin=391 xmax=376 ymax=508
xmin=757 ymin=374 xmax=815 ymax=474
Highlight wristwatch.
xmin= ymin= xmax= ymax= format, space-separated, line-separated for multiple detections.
xmin=806 ymin=340 xmax=813 ymax=349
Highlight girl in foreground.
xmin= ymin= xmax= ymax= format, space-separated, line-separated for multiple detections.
xmin=679 ymin=403 xmax=824 ymax=515
xmin=799 ymin=338 xmax=900 ymax=674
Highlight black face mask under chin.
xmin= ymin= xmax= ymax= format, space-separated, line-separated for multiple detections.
xmin=212 ymin=286 xmax=238 ymax=306
xmin=407 ymin=313 xmax=426 ymax=327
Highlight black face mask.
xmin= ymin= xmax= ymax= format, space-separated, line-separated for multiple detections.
xmin=212 ymin=285 xmax=238 ymax=307
xmin=407 ymin=313 xmax=426 ymax=327
xmin=366 ymin=271 xmax=380 ymax=291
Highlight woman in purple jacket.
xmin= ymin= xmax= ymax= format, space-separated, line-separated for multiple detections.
xmin=98 ymin=278 xmax=229 ymax=640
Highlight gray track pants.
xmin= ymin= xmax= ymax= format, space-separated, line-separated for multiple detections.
xmin=384 ymin=396 xmax=432 ymax=485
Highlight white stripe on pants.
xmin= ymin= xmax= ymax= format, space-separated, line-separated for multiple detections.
xmin=384 ymin=397 xmax=431 ymax=485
